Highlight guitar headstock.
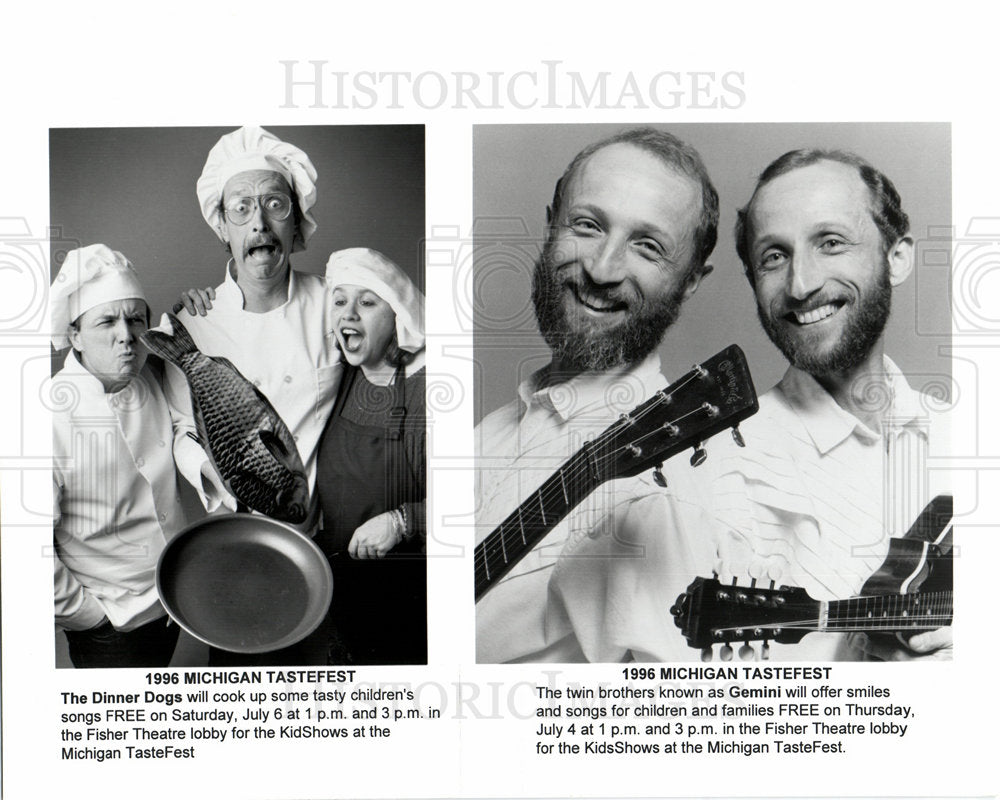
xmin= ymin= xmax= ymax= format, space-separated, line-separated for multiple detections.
xmin=598 ymin=344 xmax=758 ymax=481
xmin=671 ymin=577 xmax=819 ymax=654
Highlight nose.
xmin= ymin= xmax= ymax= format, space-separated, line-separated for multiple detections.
xmin=340 ymin=299 xmax=359 ymax=320
xmin=581 ymin=235 xmax=627 ymax=285
xmin=786 ymin=250 xmax=823 ymax=301
xmin=114 ymin=318 xmax=135 ymax=343
xmin=249 ymin=198 xmax=270 ymax=232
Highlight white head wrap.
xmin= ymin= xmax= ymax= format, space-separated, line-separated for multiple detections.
xmin=325 ymin=248 xmax=424 ymax=353
xmin=50 ymin=244 xmax=146 ymax=350
xmin=197 ymin=126 xmax=318 ymax=252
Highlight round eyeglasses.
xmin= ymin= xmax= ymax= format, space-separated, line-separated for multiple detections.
xmin=223 ymin=193 xmax=293 ymax=226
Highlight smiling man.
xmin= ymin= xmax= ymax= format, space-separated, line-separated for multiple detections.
xmin=711 ymin=149 xmax=953 ymax=661
xmin=475 ymin=128 xmax=720 ymax=662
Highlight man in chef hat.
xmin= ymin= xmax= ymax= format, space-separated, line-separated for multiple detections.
xmin=50 ymin=244 xmax=215 ymax=667
xmin=166 ymin=126 xmax=342 ymax=666
xmin=167 ymin=126 xmax=341 ymax=527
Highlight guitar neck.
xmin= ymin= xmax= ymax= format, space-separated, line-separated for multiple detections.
xmin=474 ymin=444 xmax=603 ymax=600
xmin=822 ymin=590 xmax=953 ymax=633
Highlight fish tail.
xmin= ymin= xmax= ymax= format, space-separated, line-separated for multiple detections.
xmin=141 ymin=313 xmax=199 ymax=367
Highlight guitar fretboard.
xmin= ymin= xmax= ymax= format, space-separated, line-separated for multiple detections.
xmin=825 ymin=590 xmax=953 ymax=631
xmin=474 ymin=443 xmax=604 ymax=600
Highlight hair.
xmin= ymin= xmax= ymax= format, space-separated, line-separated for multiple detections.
xmin=734 ymin=149 xmax=910 ymax=287
xmin=548 ymin=127 xmax=719 ymax=270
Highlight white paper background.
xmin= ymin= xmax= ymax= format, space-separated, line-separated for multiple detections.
xmin=2 ymin=2 xmax=998 ymax=798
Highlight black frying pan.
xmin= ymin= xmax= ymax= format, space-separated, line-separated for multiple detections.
xmin=157 ymin=513 xmax=333 ymax=653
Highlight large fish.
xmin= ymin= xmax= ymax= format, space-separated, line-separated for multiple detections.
xmin=142 ymin=313 xmax=310 ymax=524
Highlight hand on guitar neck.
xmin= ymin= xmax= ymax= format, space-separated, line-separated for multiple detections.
xmin=852 ymin=626 xmax=952 ymax=661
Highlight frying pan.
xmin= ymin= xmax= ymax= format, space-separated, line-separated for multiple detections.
xmin=157 ymin=513 xmax=333 ymax=653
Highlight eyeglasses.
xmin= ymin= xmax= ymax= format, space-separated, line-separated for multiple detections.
xmin=223 ymin=193 xmax=293 ymax=225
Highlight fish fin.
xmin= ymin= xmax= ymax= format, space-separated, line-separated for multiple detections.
xmin=140 ymin=313 xmax=198 ymax=367
xmin=259 ymin=428 xmax=292 ymax=462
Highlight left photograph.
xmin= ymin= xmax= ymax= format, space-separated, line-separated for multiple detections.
xmin=49 ymin=125 xmax=426 ymax=668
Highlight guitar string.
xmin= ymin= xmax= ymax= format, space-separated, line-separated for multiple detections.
xmin=475 ymin=373 xmax=711 ymax=585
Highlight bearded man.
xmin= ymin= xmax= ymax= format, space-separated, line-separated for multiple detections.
xmin=475 ymin=128 xmax=720 ymax=663
xmin=711 ymin=149 xmax=953 ymax=661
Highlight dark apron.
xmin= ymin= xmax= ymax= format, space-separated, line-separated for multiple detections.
xmin=316 ymin=366 xmax=426 ymax=665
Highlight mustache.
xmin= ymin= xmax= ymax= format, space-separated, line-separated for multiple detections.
xmin=553 ymin=266 xmax=635 ymax=308
xmin=242 ymin=234 xmax=279 ymax=255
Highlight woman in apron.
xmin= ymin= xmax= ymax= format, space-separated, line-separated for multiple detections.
xmin=315 ymin=248 xmax=426 ymax=665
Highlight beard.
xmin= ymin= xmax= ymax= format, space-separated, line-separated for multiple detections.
xmin=757 ymin=262 xmax=892 ymax=376
xmin=531 ymin=244 xmax=687 ymax=374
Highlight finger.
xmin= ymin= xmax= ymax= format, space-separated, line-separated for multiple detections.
xmin=348 ymin=535 xmax=360 ymax=560
xmin=172 ymin=302 xmax=184 ymax=314
xmin=907 ymin=627 xmax=952 ymax=654
xmin=198 ymin=288 xmax=214 ymax=312
xmin=181 ymin=293 xmax=199 ymax=316
xmin=207 ymin=286 xmax=216 ymax=300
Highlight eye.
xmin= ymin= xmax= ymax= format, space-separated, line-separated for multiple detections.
xmin=756 ymin=249 xmax=787 ymax=271
xmin=633 ymin=239 xmax=666 ymax=260
xmin=819 ymin=236 xmax=848 ymax=253
xmin=569 ymin=217 xmax=601 ymax=234
xmin=264 ymin=194 xmax=289 ymax=212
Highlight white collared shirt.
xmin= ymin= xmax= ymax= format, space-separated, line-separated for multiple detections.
xmin=52 ymin=351 xmax=188 ymax=631
xmin=163 ymin=266 xmax=342 ymax=498
xmin=711 ymin=356 xmax=951 ymax=661
xmin=475 ymin=353 xmax=717 ymax=662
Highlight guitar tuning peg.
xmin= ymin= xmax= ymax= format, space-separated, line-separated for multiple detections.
xmin=690 ymin=442 xmax=707 ymax=467
xmin=738 ymin=643 xmax=755 ymax=661
xmin=700 ymin=647 xmax=713 ymax=663
xmin=652 ymin=463 xmax=667 ymax=488
xmin=719 ymin=644 xmax=734 ymax=662
xmin=731 ymin=426 xmax=746 ymax=447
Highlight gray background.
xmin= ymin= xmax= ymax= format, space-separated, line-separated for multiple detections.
xmin=49 ymin=125 xmax=425 ymax=666
xmin=473 ymin=123 xmax=952 ymax=423
xmin=50 ymin=125 xmax=425 ymax=307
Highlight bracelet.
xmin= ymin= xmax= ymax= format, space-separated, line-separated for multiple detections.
xmin=397 ymin=505 xmax=411 ymax=541
xmin=391 ymin=508 xmax=406 ymax=542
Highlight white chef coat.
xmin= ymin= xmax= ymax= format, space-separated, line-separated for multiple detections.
xmin=162 ymin=265 xmax=342 ymax=500
xmin=52 ymin=351 xmax=190 ymax=631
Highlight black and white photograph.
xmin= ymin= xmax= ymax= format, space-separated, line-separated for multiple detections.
xmin=48 ymin=125 xmax=427 ymax=668
xmin=2 ymin=4 xmax=998 ymax=799
xmin=473 ymin=123 xmax=955 ymax=663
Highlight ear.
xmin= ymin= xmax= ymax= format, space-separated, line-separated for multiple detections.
xmin=887 ymin=234 xmax=914 ymax=287
xmin=68 ymin=324 xmax=82 ymax=352
xmin=545 ymin=204 xmax=554 ymax=228
xmin=682 ymin=261 xmax=714 ymax=300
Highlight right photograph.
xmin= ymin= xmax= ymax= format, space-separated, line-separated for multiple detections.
xmin=472 ymin=123 xmax=954 ymax=664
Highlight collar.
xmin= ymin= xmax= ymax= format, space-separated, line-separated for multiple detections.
xmin=516 ymin=351 xmax=665 ymax=422
xmin=219 ymin=259 xmax=296 ymax=311
xmin=778 ymin=355 xmax=927 ymax=455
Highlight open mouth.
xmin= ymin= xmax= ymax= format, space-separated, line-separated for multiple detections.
xmin=570 ymin=285 xmax=628 ymax=315
xmin=785 ymin=301 xmax=845 ymax=326
xmin=340 ymin=327 xmax=363 ymax=353
xmin=246 ymin=243 xmax=278 ymax=261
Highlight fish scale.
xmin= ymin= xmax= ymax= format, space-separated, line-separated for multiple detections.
xmin=142 ymin=313 xmax=310 ymax=524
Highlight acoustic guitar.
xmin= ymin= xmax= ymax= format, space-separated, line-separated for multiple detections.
xmin=475 ymin=344 xmax=759 ymax=600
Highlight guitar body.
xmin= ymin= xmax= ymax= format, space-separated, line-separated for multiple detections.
xmin=860 ymin=495 xmax=953 ymax=642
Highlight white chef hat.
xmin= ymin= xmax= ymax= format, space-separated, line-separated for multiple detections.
xmin=50 ymin=244 xmax=147 ymax=350
xmin=325 ymin=248 xmax=424 ymax=353
xmin=197 ymin=126 xmax=318 ymax=252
